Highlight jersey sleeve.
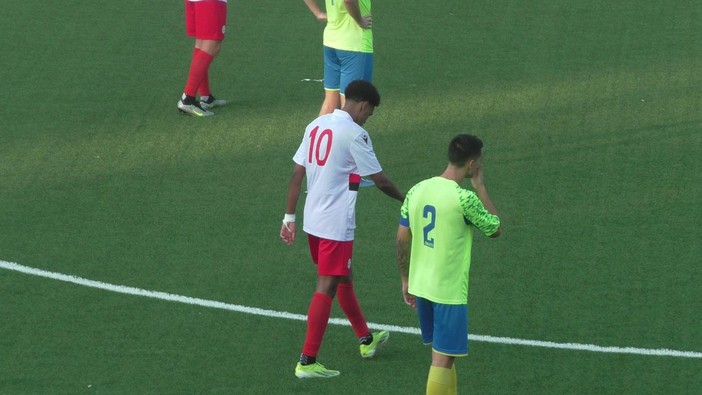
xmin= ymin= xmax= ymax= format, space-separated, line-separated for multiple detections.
xmin=399 ymin=184 xmax=418 ymax=228
xmin=292 ymin=130 xmax=309 ymax=166
xmin=350 ymin=132 xmax=382 ymax=176
xmin=458 ymin=187 xmax=500 ymax=236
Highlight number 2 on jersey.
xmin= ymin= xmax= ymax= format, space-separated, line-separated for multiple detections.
xmin=308 ymin=126 xmax=333 ymax=166
xmin=423 ymin=205 xmax=436 ymax=248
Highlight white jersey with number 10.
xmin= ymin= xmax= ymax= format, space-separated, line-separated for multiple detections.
xmin=293 ymin=109 xmax=382 ymax=241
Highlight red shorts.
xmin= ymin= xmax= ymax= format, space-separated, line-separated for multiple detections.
xmin=307 ymin=234 xmax=354 ymax=276
xmin=185 ymin=0 xmax=227 ymax=40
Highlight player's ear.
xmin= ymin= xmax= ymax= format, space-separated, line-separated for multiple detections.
xmin=465 ymin=159 xmax=476 ymax=176
xmin=358 ymin=101 xmax=368 ymax=112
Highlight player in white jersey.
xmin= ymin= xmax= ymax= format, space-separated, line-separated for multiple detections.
xmin=280 ymin=80 xmax=404 ymax=378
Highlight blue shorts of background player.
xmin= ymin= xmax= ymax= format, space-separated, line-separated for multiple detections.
xmin=416 ymin=297 xmax=469 ymax=357
xmin=322 ymin=46 xmax=373 ymax=106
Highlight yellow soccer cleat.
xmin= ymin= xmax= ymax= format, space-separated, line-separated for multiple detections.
xmin=294 ymin=362 xmax=340 ymax=379
xmin=360 ymin=330 xmax=389 ymax=358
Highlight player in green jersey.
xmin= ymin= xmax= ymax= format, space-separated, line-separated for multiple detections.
xmin=396 ymin=134 xmax=501 ymax=395
xmin=304 ymin=0 xmax=374 ymax=115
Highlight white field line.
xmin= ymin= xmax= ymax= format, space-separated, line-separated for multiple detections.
xmin=1 ymin=259 xmax=701 ymax=359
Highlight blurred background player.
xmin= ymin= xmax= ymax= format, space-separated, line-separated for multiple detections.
xmin=280 ymin=80 xmax=404 ymax=378
xmin=396 ymin=134 xmax=501 ymax=395
xmin=177 ymin=0 xmax=228 ymax=117
xmin=304 ymin=0 xmax=374 ymax=116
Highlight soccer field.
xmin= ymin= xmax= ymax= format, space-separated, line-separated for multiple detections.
xmin=1 ymin=1 xmax=700 ymax=394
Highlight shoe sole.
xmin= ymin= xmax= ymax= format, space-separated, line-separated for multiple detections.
xmin=177 ymin=107 xmax=213 ymax=117
xmin=295 ymin=371 xmax=340 ymax=379
xmin=295 ymin=373 xmax=340 ymax=379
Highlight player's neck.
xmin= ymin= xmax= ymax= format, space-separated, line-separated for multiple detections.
xmin=440 ymin=165 xmax=467 ymax=184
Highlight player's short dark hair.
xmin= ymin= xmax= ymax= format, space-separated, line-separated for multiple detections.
xmin=344 ymin=80 xmax=380 ymax=107
xmin=448 ymin=134 xmax=483 ymax=166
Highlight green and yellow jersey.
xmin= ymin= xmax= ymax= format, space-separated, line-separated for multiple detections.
xmin=399 ymin=177 xmax=500 ymax=304
xmin=323 ymin=0 xmax=373 ymax=53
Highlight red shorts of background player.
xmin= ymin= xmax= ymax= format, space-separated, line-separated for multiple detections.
xmin=307 ymin=234 xmax=354 ymax=276
xmin=185 ymin=0 xmax=227 ymax=41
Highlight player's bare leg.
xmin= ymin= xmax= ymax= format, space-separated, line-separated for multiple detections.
xmin=196 ymin=39 xmax=222 ymax=56
xmin=319 ymin=89 xmax=341 ymax=115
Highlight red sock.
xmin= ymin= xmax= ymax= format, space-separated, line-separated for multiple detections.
xmin=337 ymin=282 xmax=370 ymax=338
xmin=301 ymin=292 xmax=333 ymax=357
xmin=199 ymin=71 xmax=211 ymax=98
xmin=190 ymin=48 xmax=211 ymax=97
xmin=183 ymin=49 xmax=213 ymax=97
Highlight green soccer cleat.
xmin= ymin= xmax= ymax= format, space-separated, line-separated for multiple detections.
xmin=360 ymin=330 xmax=389 ymax=358
xmin=294 ymin=362 xmax=340 ymax=379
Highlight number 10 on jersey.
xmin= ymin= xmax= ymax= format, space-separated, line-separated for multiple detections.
xmin=308 ymin=126 xmax=333 ymax=166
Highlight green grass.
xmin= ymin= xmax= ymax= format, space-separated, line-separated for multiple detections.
xmin=1 ymin=0 xmax=701 ymax=393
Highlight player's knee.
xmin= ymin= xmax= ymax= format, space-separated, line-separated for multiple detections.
xmin=200 ymin=40 xmax=222 ymax=56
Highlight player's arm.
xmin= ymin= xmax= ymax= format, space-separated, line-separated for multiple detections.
xmin=280 ymin=164 xmax=306 ymax=246
xmin=396 ymin=224 xmax=415 ymax=308
xmin=470 ymin=164 xmax=501 ymax=238
xmin=368 ymin=171 xmax=404 ymax=202
xmin=474 ymin=185 xmax=500 ymax=238
xmin=344 ymin=0 xmax=372 ymax=29
xmin=303 ymin=0 xmax=327 ymax=22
